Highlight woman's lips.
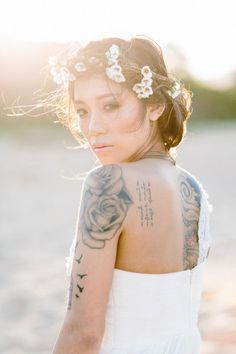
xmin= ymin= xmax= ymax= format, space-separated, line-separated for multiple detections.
xmin=93 ymin=146 xmax=114 ymax=153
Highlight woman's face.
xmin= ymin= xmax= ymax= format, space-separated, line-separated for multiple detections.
xmin=73 ymin=74 xmax=157 ymax=164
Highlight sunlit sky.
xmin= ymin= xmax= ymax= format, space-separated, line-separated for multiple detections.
xmin=1 ymin=0 xmax=235 ymax=87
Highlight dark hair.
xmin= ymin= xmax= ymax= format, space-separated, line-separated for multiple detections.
xmin=26 ymin=35 xmax=193 ymax=162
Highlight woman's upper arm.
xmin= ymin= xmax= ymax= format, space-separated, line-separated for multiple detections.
xmin=63 ymin=163 xmax=134 ymax=338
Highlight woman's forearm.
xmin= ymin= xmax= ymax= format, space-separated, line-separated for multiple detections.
xmin=52 ymin=325 xmax=102 ymax=354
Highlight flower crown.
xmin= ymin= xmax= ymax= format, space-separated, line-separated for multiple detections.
xmin=48 ymin=44 xmax=181 ymax=100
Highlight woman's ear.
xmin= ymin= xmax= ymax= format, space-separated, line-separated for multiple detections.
xmin=147 ymin=103 xmax=165 ymax=122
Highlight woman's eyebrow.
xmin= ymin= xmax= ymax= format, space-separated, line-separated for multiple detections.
xmin=74 ymin=93 xmax=122 ymax=104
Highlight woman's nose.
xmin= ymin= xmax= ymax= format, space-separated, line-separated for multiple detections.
xmin=88 ymin=111 xmax=107 ymax=135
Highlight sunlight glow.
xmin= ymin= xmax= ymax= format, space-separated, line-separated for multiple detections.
xmin=1 ymin=0 xmax=235 ymax=85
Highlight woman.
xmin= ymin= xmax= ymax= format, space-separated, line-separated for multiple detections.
xmin=50 ymin=35 xmax=213 ymax=354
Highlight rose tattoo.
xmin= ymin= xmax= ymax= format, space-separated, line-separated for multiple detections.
xmin=79 ymin=164 xmax=134 ymax=249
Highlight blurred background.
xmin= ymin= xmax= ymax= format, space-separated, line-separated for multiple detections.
xmin=1 ymin=0 xmax=236 ymax=353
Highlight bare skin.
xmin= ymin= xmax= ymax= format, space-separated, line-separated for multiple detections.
xmin=66 ymin=160 xmax=202 ymax=315
xmin=73 ymin=73 xmax=166 ymax=165
xmin=114 ymin=160 xmax=201 ymax=274
xmin=52 ymin=74 xmax=203 ymax=353
xmin=62 ymin=73 xmax=203 ymax=317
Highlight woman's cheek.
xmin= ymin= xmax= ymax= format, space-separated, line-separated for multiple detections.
xmin=114 ymin=106 xmax=142 ymax=133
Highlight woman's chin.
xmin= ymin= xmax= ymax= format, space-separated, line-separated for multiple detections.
xmin=90 ymin=147 xmax=125 ymax=164
xmin=99 ymin=157 xmax=118 ymax=165
xmin=95 ymin=154 xmax=122 ymax=165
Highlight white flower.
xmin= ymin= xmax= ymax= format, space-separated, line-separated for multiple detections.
xmin=142 ymin=86 xmax=153 ymax=97
xmin=53 ymin=75 xmax=63 ymax=85
xmin=113 ymin=73 xmax=126 ymax=82
xmin=60 ymin=67 xmax=70 ymax=80
xmin=59 ymin=67 xmax=76 ymax=83
xmin=107 ymin=57 xmax=117 ymax=66
xmin=50 ymin=67 xmax=58 ymax=77
xmin=105 ymin=44 xmax=120 ymax=60
xmin=49 ymin=66 xmax=62 ymax=84
xmin=104 ymin=43 xmax=126 ymax=83
xmin=172 ymin=90 xmax=181 ymax=99
xmin=106 ymin=66 xmax=125 ymax=82
xmin=105 ymin=67 xmax=113 ymax=79
xmin=50 ymin=65 xmax=75 ymax=84
xmin=75 ymin=62 xmax=87 ymax=72
xmin=141 ymin=77 xmax=153 ymax=86
xmin=110 ymin=44 xmax=120 ymax=56
xmin=48 ymin=56 xmax=58 ymax=66
xmin=141 ymin=65 xmax=152 ymax=78
xmin=105 ymin=44 xmax=120 ymax=67
xmin=167 ymin=82 xmax=181 ymax=99
xmin=133 ymin=84 xmax=153 ymax=98
xmin=175 ymin=82 xmax=181 ymax=90
xmin=132 ymin=83 xmax=144 ymax=94
xmin=132 ymin=65 xmax=153 ymax=99
xmin=110 ymin=64 xmax=122 ymax=74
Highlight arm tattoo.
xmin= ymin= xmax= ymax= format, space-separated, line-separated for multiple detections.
xmin=136 ymin=180 xmax=154 ymax=227
xmin=179 ymin=173 xmax=202 ymax=270
xmin=67 ymin=164 xmax=133 ymax=309
xmin=79 ymin=164 xmax=134 ymax=249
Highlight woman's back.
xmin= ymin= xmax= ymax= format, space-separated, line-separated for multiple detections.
xmin=97 ymin=160 xmax=213 ymax=354
xmin=115 ymin=159 xmax=207 ymax=274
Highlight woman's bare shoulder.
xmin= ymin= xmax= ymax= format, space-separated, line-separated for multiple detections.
xmin=176 ymin=164 xmax=210 ymax=196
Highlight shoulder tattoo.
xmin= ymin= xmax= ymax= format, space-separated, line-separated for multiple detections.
xmin=78 ymin=164 xmax=134 ymax=249
xmin=179 ymin=173 xmax=202 ymax=269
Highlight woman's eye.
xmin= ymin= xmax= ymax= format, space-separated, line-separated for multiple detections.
xmin=76 ymin=103 xmax=119 ymax=117
xmin=104 ymin=103 xmax=119 ymax=111
xmin=77 ymin=108 xmax=87 ymax=117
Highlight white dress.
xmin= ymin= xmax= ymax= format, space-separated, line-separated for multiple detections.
xmin=66 ymin=179 xmax=213 ymax=354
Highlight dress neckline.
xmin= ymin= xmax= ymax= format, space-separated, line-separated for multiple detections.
xmin=114 ymin=260 xmax=206 ymax=277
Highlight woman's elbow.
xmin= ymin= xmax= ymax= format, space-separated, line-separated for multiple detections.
xmin=52 ymin=321 xmax=103 ymax=354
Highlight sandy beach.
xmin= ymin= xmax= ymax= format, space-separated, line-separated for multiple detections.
xmin=1 ymin=119 xmax=236 ymax=354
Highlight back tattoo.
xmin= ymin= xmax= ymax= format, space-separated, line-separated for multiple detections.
xmin=67 ymin=165 xmax=203 ymax=309
xmin=178 ymin=172 xmax=202 ymax=270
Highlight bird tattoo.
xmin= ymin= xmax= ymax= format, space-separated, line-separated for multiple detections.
xmin=77 ymin=273 xmax=88 ymax=279
xmin=77 ymin=284 xmax=84 ymax=293
xmin=76 ymin=254 xmax=83 ymax=264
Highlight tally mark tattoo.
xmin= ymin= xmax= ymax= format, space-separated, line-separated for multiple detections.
xmin=136 ymin=180 xmax=154 ymax=227
xmin=78 ymin=164 xmax=134 ymax=249
xmin=179 ymin=173 xmax=202 ymax=270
